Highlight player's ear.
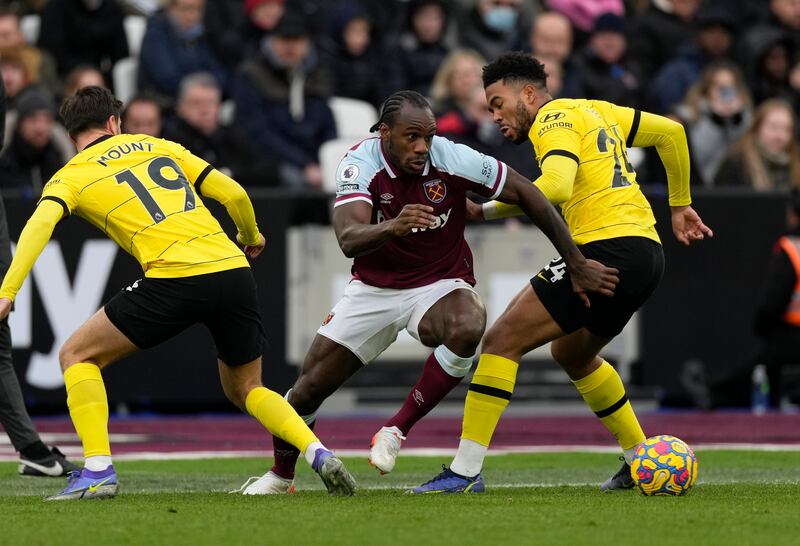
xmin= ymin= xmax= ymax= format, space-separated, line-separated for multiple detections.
xmin=107 ymin=115 xmax=121 ymax=134
xmin=521 ymin=84 xmax=537 ymax=105
xmin=378 ymin=122 xmax=390 ymax=140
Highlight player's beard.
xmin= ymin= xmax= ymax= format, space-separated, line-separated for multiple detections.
xmin=511 ymin=101 xmax=535 ymax=145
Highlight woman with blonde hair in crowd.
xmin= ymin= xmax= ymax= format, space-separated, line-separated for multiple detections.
xmin=674 ymin=61 xmax=753 ymax=186
xmin=429 ymin=48 xmax=485 ymax=115
xmin=715 ymin=98 xmax=800 ymax=190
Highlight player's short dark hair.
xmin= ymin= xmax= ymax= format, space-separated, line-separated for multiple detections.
xmin=60 ymin=85 xmax=123 ymax=140
xmin=369 ymin=90 xmax=432 ymax=132
xmin=482 ymin=52 xmax=548 ymax=90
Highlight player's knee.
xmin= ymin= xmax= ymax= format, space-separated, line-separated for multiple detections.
xmin=481 ymin=322 xmax=511 ymax=356
xmin=58 ymin=344 xmax=79 ymax=372
xmin=434 ymin=345 xmax=475 ymax=378
xmin=443 ymin=314 xmax=485 ymax=355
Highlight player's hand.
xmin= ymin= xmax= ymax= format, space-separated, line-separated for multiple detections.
xmin=465 ymin=198 xmax=484 ymax=221
xmin=569 ymin=259 xmax=619 ymax=308
xmin=390 ymin=204 xmax=437 ymax=236
xmin=671 ymin=206 xmax=713 ymax=246
xmin=0 ymin=298 xmax=12 ymax=321
xmin=237 ymin=232 xmax=266 ymax=259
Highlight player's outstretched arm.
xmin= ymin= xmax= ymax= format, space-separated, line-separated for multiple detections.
xmin=0 ymin=200 xmax=64 ymax=320
xmin=197 ymin=169 xmax=265 ymax=258
xmin=334 ymin=201 xmax=437 ymax=258
xmin=497 ymin=169 xmax=619 ymax=306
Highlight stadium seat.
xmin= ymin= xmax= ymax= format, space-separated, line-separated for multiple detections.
xmin=320 ymin=137 xmax=363 ymax=193
xmin=20 ymin=14 xmax=39 ymax=45
xmin=123 ymin=15 xmax=148 ymax=58
xmin=328 ymin=96 xmax=377 ymax=139
xmin=113 ymin=57 xmax=138 ymax=104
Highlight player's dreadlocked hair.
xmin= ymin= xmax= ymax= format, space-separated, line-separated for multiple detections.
xmin=369 ymin=90 xmax=432 ymax=132
xmin=482 ymin=52 xmax=548 ymax=90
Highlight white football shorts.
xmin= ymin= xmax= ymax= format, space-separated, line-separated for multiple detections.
xmin=317 ymin=278 xmax=478 ymax=364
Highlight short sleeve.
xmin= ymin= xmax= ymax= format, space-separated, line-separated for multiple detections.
xmin=529 ymin=107 xmax=583 ymax=166
xmin=429 ymin=136 xmax=507 ymax=199
xmin=39 ymin=175 xmax=79 ymax=217
xmin=333 ymin=143 xmax=379 ymax=208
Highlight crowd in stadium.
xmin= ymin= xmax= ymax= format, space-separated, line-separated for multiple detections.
xmin=0 ymin=0 xmax=798 ymax=196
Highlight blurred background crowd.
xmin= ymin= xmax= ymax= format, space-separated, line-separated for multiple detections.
xmin=0 ymin=0 xmax=799 ymax=197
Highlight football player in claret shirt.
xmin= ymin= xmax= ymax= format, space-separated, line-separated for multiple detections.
xmin=242 ymin=89 xmax=619 ymax=494
xmin=0 ymin=86 xmax=356 ymax=500
xmin=413 ymin=53 xmax=713 ymax=494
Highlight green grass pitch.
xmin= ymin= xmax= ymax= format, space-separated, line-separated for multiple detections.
xmin=3 ymin=451 xmax=800 ymax=546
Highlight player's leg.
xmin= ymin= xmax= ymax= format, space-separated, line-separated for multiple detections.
xmin=447 ymin=284 xmax=564 ymax=481
xmin=217 ymin=354 xmax=356 ymax=496
xmin=46 ymin=307 xmax=139 ymax=501
xmin=550 ymin=329 xmax=644 ymax=490
xmin=371 ymin=285 xmax=485 ymax=474
xmin=264 ymin=335 xmax=362 ymax=490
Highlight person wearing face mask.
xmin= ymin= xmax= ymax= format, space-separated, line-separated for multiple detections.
xmin=37 ymin=0 xmax=128 ymax=84
xmin=457 ymin=0 xmax=527 ymax=63
xmin=673 ymin=61 xmax=753 ymax=186
xmin=715 ymin=98 xmax=800 ymax=190
xmin=138 ymin=0 xmax=230 ymax=103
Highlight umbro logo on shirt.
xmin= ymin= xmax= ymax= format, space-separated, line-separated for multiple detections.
xmin=380 ymin=193 xmax=394 ymax=204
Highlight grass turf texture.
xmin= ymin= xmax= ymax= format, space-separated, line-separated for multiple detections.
xmin=3 ymin=451 xmax=800 ymax=546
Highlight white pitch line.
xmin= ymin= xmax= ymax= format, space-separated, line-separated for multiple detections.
xmin=3 ymin=443 xmax=800 ymax=462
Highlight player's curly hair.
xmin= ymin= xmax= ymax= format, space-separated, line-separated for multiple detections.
xmin=369 ymin=90 xmax=432 ymax=132
xmin=60 ymin=85 xmax=123 ymax=139
xmin=482 ymin=52 xmax=548 ymax=90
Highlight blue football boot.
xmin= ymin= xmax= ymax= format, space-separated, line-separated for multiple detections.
xmin=311 ymin=448 xmax=357 ymax=496
xmin=45 ymin=466 xmax=119 ymax=501
xmin=409 ymin=465 xmax=485 ymax=494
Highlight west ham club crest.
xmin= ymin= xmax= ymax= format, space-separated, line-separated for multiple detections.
xmin=423 ymin=179 xmax=446 ymax=203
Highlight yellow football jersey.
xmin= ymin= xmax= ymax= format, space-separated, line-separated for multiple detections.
xmin=40 ymin=133 xmax=249 ymax=278
xmin=530 ymin=98 xmax=661 ymax=245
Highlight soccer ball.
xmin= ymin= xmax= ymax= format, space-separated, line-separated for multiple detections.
xmin=630 ymin=435 xmax=698 ymax=496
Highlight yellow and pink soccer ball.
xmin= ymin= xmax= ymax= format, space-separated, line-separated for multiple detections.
xmin=630 ymin=435 xmax=698 ymax=496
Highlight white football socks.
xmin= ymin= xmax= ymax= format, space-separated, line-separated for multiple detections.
xmin=304 ymin=441 xmax=325 ymax=466
xmin=85 ymin=455 xmax=113 ymax=472
xmin=449 ymin=438 xmax=487 ymax=478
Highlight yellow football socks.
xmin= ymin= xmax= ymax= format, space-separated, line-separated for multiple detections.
xmin=573 ymin=360 xmax=645 ymax=451
xmin=64 ymin=363 xmax=111 ymax=458
xmin=462 ymin=354 xmax=519 ymax=446
xmin=245 ymin=387 xmax=319 ymax=453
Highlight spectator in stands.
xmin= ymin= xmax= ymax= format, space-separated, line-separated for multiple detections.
xmin=673 ymin=61 xmax=753 ymax=187
xmin=0 ymin=89 xmax=72 ymax=198
xmin=320 ymin=1 xmax=383 ymax=107
xmin=528 ymin=11 xmax=573 ymax=66
xmin=647 ymin=7 xmax=737 ymax=114
xmin=162 ymin=72 xmax=277 ymax=186
xmin=242 ymin=0 xmax=285 ymax=56
xmin=138 ymin=0 xmax=230 ymax=103
xmin=63 ymin=64 xmax=106 ymax=96
xmin=430 ymin=49 xmax=485 ymax=115
xmin=540 ymin=56 xmax=563 ymax=98
xmin=38 ymin=0 xmax=128 ymax=84
xmin=544 ymin=0 xmax=624 ymax=38
xmin=746 ymin=0 xmax=800 ymax=53
xmin=457 ymin=0 xmax=527 ymax=63
xmin=203 ymin=0 xmax=247 ymax=67
xmin=233 ymin=9 xmax=335 ymax=189
xmin=0 ymin=45 xmax=39 ymax=111
xmin=0 ymin=8 xmax=60 ymax=96
xmin=383 ymin=0 xmax=450 ymax=98
xmin=715 ymin=98 xmax=800 ymax=191
xmin=741 ymin=28 xmax=795 ymax=106
xmin=121 ymin=94 xmax=163 ymax=136
xmin=629 ymin=0 xmax=701 ymax=80
xmin=561 ymin=12 xmax=642 ymax=108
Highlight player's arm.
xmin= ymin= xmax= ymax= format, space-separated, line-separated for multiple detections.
xmin=178 ymin=142 xmax=266 ymax=258
xmin=495 ymin=169 xmax=619 ymax=304
xmin=611 ymin=104 xmax=713 ymax=246
xmin=478 ymin=153 xmax=578 ymax=220
xmin=333 ymin=201 xmax=437 ymax=258
xmin=0 ymin=200 xmax=65 ymax=319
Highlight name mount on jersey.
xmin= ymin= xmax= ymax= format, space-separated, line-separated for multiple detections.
xmin=96 ymin=142 xmax=154 ymax=167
